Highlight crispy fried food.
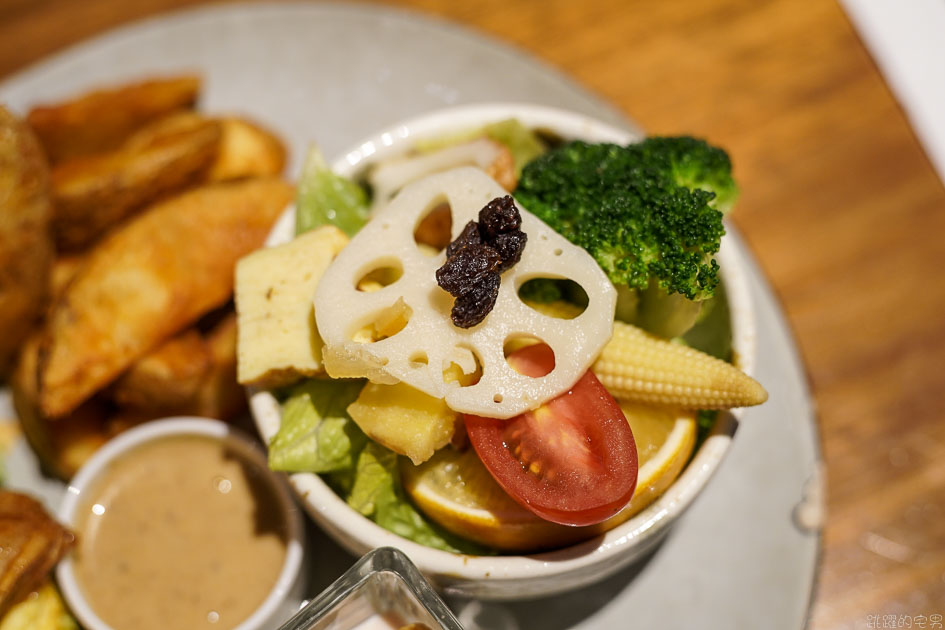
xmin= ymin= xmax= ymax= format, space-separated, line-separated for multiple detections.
xmin=0 ymin=106 xmax=54 ymax=379
xmin=0 ymin=491 xmax=73 ymax=619
xmin=49 ymin=254 xmax=85 ymax=302
xmin=26 ymin=75 xmax=200 ymax=164
xmin=51 ymin=113 xmax=222 ymax=251
xmin=194 ymin=312 xmax=246 ymax=419
xmin=207 ymin=117 xmax=287 ymax=182
xmin=110 ymin=311 xmax=244 ymax=420
xmin=109 ymin=328 xmax=213 ymax=412
xmin=38 ymin=178 xmax=294 ymax=418
xmin=12 ymin=331 xmax=108 ymax=480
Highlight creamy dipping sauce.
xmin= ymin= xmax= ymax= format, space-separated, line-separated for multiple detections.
xmin=73 ymin=435 xmax=288 ymax=630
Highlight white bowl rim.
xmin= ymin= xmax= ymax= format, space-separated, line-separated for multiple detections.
xmin=55 ymin=417 xmax=305 ymax=630
xmin=250 ymin=102 xmax=757 ymax=587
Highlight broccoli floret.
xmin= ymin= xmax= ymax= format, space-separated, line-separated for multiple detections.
xmin=514 ymin=137 xmax=737 ymax=301
xmin=641 ymin=136 xmax=739 ymax=214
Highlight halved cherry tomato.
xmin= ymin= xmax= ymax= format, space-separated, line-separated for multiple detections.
xmin=465 ymin=344 xmax=638 ymax=527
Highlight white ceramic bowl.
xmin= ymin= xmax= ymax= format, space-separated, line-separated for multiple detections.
xmin=251 ymin=103 xmax=758 ymax=600
xmin=57 ymin=417 xmax=306 ymax=630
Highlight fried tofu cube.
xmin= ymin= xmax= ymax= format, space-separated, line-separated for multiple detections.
xmin=235 ymin=225 xmax=348 ymax=388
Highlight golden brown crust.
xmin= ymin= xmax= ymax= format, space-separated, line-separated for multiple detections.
xmin=0 ymin=491 xmax=74 ymax=618
xmin=49 ymin=253 xmax=86 ymax=301
xmin=26 ymin=75 xmax=201 ymax=164
xmin=110 ymin=309 xmax=245 ymax=420
xmin=11 ymin=330 xmax=108 ymax=480
xmin=193 ymin=312 xmax=246 ymax=420
xmin=109 ymin=327 xmax=213 ymax=412
xmin=0 ymin=106 xmax=54 ymax=379
xmin=206 ymin=116 xmax=287 ymax=182
xmin=37 ymin=177 xmax=294 ymax=418
xmin=50 ymin=112 xmax=222 ymax=251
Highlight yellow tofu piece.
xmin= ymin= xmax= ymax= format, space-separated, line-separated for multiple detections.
xmin=236 ymin=225 xmax=348 ymax=388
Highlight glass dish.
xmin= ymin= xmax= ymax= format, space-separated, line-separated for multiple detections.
xmin=278 ymin=547 xmax=463 ymax=630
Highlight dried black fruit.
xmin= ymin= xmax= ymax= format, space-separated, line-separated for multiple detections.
xmin=478 ymin=195 xmax=521 ymax=240
xmin=491 ymin=230 xmax=527 ymax=272
xmin=446 ymin=220 xmax=482 ymax=258
xmin=451 ymin=273 xmax=500 ymax=328
xmin=436 ymin=243 xmax=501 ymax=296
xmin=436 ymin=196 xmax=528 ymax=328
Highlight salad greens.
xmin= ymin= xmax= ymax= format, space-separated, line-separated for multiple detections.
xmin=347 ymin=442 xmax=486 ymax=554
xmin=295 ymin=147 xmax=371 ymax=237
xmin=272 ymin=381 xmax=485 ymax=554
xmin=275 ymin=121 xmax=737 ymax=554
xmin=268 ymin=379 xmax=366 ymax=473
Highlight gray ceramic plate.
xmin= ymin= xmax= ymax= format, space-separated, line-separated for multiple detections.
xmin=0 ymin=3 xmax=821 ymax=628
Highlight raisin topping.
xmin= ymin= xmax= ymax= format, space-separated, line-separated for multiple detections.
xmin=446 ymin=220 xmax=482 ymax=258
xmin=436 ymin=195 xmax=528 ymax=328
xmin=478 ymin=195 xmax=522 ymax=239
xmin=451 ymin=273 xmax=501 ymax=329
xmin=491 ymin=230 xmax=527 ymax=272
xmin=435 ymin=243 xmax=501 ymax=295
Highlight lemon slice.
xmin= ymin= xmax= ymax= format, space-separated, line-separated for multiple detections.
xmin=401 ymin=404 xmax=697 ymax=552
xmin=616 ymin=402 xmax=698 ymax=519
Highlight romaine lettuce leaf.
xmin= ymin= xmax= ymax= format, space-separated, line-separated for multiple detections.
xmin=272 ymin=374 xmax=489 ymax=553
xmin=269 ymin=379 xmax=366 ymax=473
xmin=347 ymin=442 xmax=487 ymax=554
xmin=295 ymin=147 xmax=370 ymax=237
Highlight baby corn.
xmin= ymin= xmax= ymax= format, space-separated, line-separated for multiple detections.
xmin=595 ymin=322 xmax=766 ymax=408
xmin=529 ymin=300 xmax=767 ymax=409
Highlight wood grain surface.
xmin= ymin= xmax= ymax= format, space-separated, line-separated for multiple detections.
xmin=2 ymin=0 xmax=944 ymax=627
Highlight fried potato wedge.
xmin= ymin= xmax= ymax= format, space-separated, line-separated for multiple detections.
xmin=26 ymin=75 xmax=200 ymax=164
xmin=11 ymin=332 xmax=108 ymax=480
xmin=109 ymin=328 xmax=213 ymax=412
xmin=0 ymin=106 xmax=54 ymax=379
xmin=49 ymin=254 xmax=85 ymax=302
xmin=0 ymin=491 xmax=73 ymax=619
xmin=51 ymin=113 xmax=222 ymax=250
xmin=37 ymin=178 xmax=294 ymax=418
xmin=110 ymin=311 xmax=244 ymax=420
xmin=194 ymin=312 xmax=246 ymax=419
xmin=207 ymin=117 xmax=287 ymax=182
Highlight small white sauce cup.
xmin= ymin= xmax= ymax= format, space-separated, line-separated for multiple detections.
xmin=56 ymin=417 xmax=305 ymax=630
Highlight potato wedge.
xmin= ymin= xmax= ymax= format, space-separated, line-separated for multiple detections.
xmin=51 ymin=113 xmax=222 ymax=251
xmin=0 ymin=106 xmax=54 ymax=379
xmin=49 ymin=254 xmax=85 ymax=302
xmin=110 ymin=311 xmax=244 ymax=420
xmin=109 ymin=328 xmax=213 ymax=412
xmin=207 ymin=117 xmax=287 ymax=182
xmin=26 ymin=75 xmax=200 ymax=164
xmin=193 ymin=312 xmax=246 ymax=419
xmin=37 ymin=177 xmax=294 ymax=418
xmin=11 ymin=331 xmax=108 ymax=480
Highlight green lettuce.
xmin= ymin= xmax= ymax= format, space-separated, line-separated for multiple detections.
xmin=272 ymin=380 xmax=487 ymax=554
xmin=269 ymin=379 xmax=367 ymax=473
xmin=295 ymin=147 xmax=370 ymax=237
xmin=347 ymin=442 xmax=486 ymax=554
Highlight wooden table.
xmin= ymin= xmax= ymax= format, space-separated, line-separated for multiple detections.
xmin=2 ymin=0 xmax=944 ymax=626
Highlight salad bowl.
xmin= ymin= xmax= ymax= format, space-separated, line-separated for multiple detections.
xmin=250 ymin=103 xmax=758 ymax=600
